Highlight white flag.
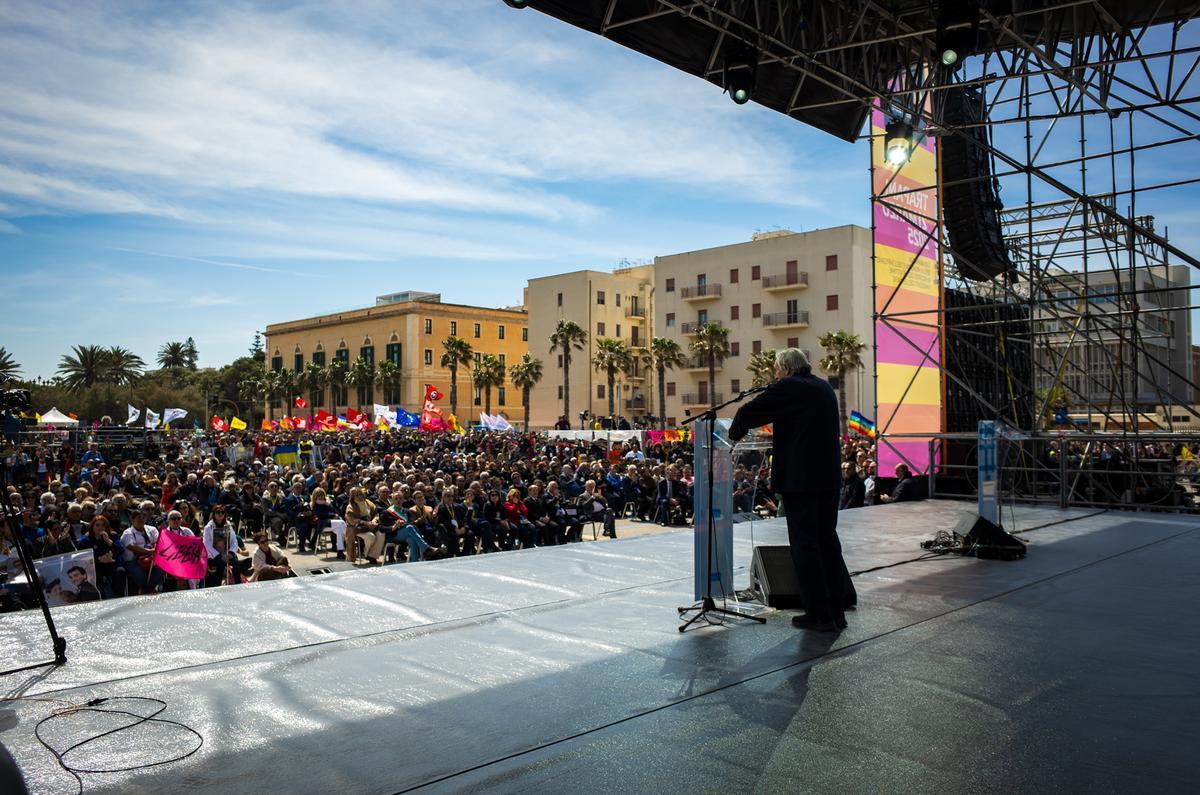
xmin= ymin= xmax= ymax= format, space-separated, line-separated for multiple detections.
xmin=492 ymin=415 xmax=513 ymax=431
xmin=373 ymin=403 xmax=390 ymax=417
xmin=145 ymin=408 xmax=160 ymax=429
xmin=163 ymin=407 xmax=188 ymax=425
xmin=479 ymin=412 xmax=494 ymax=429
xmin=126 ymin=404 xmax=141 ymax=425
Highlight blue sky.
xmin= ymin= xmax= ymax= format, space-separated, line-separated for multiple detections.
xmin=0 ymin=0 xmax=866 ymax=379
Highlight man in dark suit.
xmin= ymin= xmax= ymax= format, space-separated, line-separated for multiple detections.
xmin=839 ymin=462 xmax=865 ymax=510
xmin=729 ymin=348 xmax=852 ymax=631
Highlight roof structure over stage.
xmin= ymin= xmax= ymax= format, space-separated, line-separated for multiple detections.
xmin=525 ymin=0 xmax=1200 ymax=141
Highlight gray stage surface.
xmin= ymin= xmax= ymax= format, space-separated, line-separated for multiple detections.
xmin=1 ymin=501 xmax=1198 ymax=793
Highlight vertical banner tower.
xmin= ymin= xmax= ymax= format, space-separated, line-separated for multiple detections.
xmin=871 ymin=101 xmax=943 ymax=474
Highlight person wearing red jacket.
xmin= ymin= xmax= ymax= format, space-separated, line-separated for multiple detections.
xmin=501 ymin=488 xmax=538 ymax=549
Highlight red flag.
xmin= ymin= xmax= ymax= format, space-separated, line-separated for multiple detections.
xmin=314 ymin=409 xmax=335 ymax=430
xmin=210 ymin=415 xmax=228 ymax=432
xmin=420 ymin=384 xmax=446 ymax=432
xmin=295 ymin=397 xmax=308 ymax=409
xmin=280 ymin=416 xmax=293 ymax=430
xmin=294 ymin=416 xmax=307 ymax=430
xmin=153 ymin=529 xmax=208 ymax=580
xmin=426 ymin=385 xmax=443 ymax=402
xmin=346 ymin=407 xmax=365 ymax=426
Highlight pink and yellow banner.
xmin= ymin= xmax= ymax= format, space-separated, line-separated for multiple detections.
xmin=872 ymin=104 xmax=942 ymax=474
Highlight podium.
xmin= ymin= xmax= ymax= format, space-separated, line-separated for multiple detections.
xmin=692 ymin=417 xmax=733 ymax=602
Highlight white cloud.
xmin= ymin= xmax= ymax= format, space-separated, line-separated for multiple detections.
xmin=0 ymin=219 xmax=19 ymax=234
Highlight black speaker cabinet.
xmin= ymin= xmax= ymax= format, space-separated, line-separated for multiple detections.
xmin=953 ymin=513 xmax=1027 ymax=560
xmin=750 ymin=546 xmax=805 ymax=608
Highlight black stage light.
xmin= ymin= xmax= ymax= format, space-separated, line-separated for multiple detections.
xmin=936 ymin=2 xmax=979 ymax=71
xmin=723 ymin=43 xmax=757 ymax=105
xmin=503 ymin=0 xmax=529 ymax=8
xmin=884 ymin=119 xmax=914 ymax=167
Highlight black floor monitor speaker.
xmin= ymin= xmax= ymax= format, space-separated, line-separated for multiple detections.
xmin=953 ymin=514 xmax=1027 ymax=560
xmin=750 ymin=546 xmax=805 ymax=608
xmin=941 ymin=86 xmax=1013 ymax=282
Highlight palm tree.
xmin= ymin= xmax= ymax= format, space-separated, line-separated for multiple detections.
xmin=818 ymin=331 xmax=867 ymax=435
xmin=0 ymin=347 xmax=20 ymax=382
xmin=157 ymin=341 xmax=189 ymax=371
xmin=549 ymin=319 xmax=587 ymax=423
xmin=106 ymin=347 xmax=146 ymax=388
xmin=348 ymin=356 xmax=375 ymax=409
xmin=57 ymin=345 xmax=112 ymax=391
xmin=747 ymin=349 xmax=778 ymax=387
xmin=302 ymin=362 xmax=327 ymax=411
xmin=474 ymin=354 xmax=505 ymax=417
xmin=440 ymin=336 xmax=474 ymax=418
xmin=689 ymin=323 xmax=731 ymax=411
xmin=375 ymin=359 xmax=400 ymax=407
xmin=509 ymin=353 xmax=544 ymax=432
xmin=326 ymin=358 xmax=349 ymax=413
xmin=643 ymin=337 xmax=686 ymax=431
xmin=592 ymin=338 xmax=633 ymax=419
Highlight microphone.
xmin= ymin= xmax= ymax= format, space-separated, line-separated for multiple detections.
xmin=737 ymin=384 xmax=769 ymax=398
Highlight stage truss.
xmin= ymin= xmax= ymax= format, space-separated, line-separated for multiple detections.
xmin=524 ymin=0 xmax=1200 ymax=507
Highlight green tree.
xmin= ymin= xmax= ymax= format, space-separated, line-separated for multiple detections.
xmin=509 ymin=353 xmax=544 ymax=432
xmin=474 ymin=354 xmax=505 ymax=417
xmin=106 ymin=347 xmax=146 ymax=389
xmin=57 ymin=345 xmax=112 ymax=391
xmin=326 ymin=358 xmax=349 ymax=412
xmin=817 ymin=331 xmax=866 ymax=436
xmin=747 ymin=349 xmax=778 ymax=388
xmin=549 ymin=319 xmax=587 ymax=423
xmin=643 ymin=337 xmax=685 ymax=431
xmin=440 ymin=336 xmax=474 ymax=418
xmin=689 ymin=323 xmax=731 ymax=411
xmin=0 ymin=347 xmax=20 ymax=382
xmin=375 ymin=359 xmax=400 ymax=406
xmin=249 ymin=331 xmax=265 ymax=363
xmin=348 ymin=356 xmax=375 ymax=409
xmin=157 ymin=341 xmax=189 ymax=373
xmin=300 ymin=362 xmax=327 ymax=411
xmin=592 ymin=338 xmax=633 ymax=419
xmin=183 ymin=337 xmax=199 ymax=370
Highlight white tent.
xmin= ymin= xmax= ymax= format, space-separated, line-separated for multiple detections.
xmin=37 ymin=408 xmax=80 ymax=426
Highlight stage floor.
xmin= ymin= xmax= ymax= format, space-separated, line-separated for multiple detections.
xmin=2 ymin=501 xmax=1198 ymax=793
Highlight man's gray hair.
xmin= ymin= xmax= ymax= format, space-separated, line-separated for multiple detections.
xmin=776 ymin=348 xmax=810 ymax=375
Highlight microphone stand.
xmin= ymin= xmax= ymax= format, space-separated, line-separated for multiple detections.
xmin=677 ymin=387 xmax=767 ymax=632
xmin=0 ymin=484 xmax=68 ymax=675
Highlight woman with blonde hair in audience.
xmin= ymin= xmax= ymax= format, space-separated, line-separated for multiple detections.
xmin=344 ymin=487 xmax=385 ymax=565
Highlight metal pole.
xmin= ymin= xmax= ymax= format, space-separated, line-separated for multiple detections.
xmin=1059 ymin=438 xmax=1069 ymax=508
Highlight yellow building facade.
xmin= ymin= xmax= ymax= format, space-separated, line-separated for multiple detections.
xmin=263 ymin=292 xmax=528 ymax=425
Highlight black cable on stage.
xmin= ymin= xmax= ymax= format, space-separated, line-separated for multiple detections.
xmin=32 ymin=696 xmax=203 ymax=795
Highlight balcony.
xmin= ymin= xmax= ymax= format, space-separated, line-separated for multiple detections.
xmin=679 ymin=322 xmax=702 ymax=335
xmin=762 ymin=271 xmax=810 ymax=292
xmin=625 ymin=396 xmax=647 ymax=411
xmin=625 ymin=302 xmax=647 ymax=319
xmin=763 ymin=310 xmax=810 ymax=329
xmin=680 ymin=283 xmax=722 ymax=301
xmin=683 ymin=356 xmax=721 ymax=372
xmin=682 ymin=392 xmax=723 ymax=406
xmin=626 ymin=337 xmax=647 ymax=350
xmin=626 ymin=363 xmax=647 ymax=380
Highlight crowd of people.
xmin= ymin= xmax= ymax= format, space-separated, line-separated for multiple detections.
xmin=0 ymin=427 xmax=783 ymax=606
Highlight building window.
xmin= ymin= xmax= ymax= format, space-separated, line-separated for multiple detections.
xmin=615 ymin=293 xmax=622 ymax=307
xmin=597 ymin=385 xmax=605 ymax=399
xmin=294 ymin=353 xmax=303 ymax=372
xmin=731 ymin=379 xmax=741 ymax=393
xmin=665 ymin=278 xmax=675 ymax=292
xmin=752 ymin=340 xmax=762 ymax=354
xmin=522 ymin=328 xmax=528 ymax=342
xmin=450 ymin=321 xmax=457 ymax=336
xmin=730 ymin=341 xmax=740 ymax=356
xmin=697 ymin=309 xmax=708 ymax=325
xmin=616 ymin=324 xmax=621 ymax=337
xmin=360 ymin=345 xmax=374 ymax=366
xmin=557 ymin=292 xmax=563 ymax=306
xmin=474 ymin=352 xmax=482 ymax=367
xmin=499 ymin=354 xmax=506 ymax=368
xmin=335 ymin=347 xmax=349 ymax=363
xmin=752 ymin=303 xmax=761 ymax=318
xmin=826 ymin=254 xmax=838 ymax=271
xmin=271 ymin=355 xmax=283 ymax=372
xmin=666 ymin=313 xmax=675 ymax=327
xmin=558 ymin=355 xmax=563 ymax=368
xmin=751 ymin=265 xmax=761 ymax=280
xmin=498 ymin=387 xmax=506 ymax=406
xmin=787 ymin=337 xmax=799 ymax=348
xmin=666 ymin=382 xmax=676 ymax=397
xmin=730 ymin=268 xmax=739 ymax=283
xmin=424 ymin=349 xmax=433 ymax=366
xmin=474 ymin=323 xmax=481 ymax=338
xmin=498 ymin=325 xmax=506 ymax=340
xmin=730 ymin=305 xmax=739 ymax=321
xmin=827 ymin=294 xmax=839 ymax=311
xmin=474 ymin=384 xmax=482 ymax=406
xmin=597 ymin=290 xmax=606 ymax=305
xmin=558 ymin=385 xmax=564 ymax=399
xmin=424 ymin=319 xmax=432 ymax=334
xmin=597 ymin=322 xmax=606 ymax=336
xmin=312 ymin=350 xmax=325 ymax=367
xmin=386 ymin=342 xmax=401 ymax=366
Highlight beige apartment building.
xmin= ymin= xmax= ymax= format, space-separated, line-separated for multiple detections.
xmin=263 ymin=291 xmax=528 ymax=425
xmin=525 ymin=267 xmax=655 ymax=428
xmin=654 ymin=226 xmax=874 ymax=424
